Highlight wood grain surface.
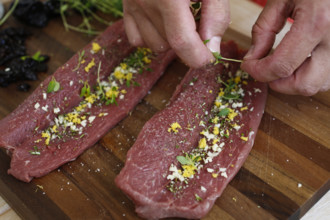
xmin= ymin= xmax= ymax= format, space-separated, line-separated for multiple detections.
xmin=0 ymin=0 xmax=329 ymax=219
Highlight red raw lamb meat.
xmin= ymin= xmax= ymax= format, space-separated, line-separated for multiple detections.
xmin=0 ymin=20 xmax=176 ymax=182
xmin=116 ymin=41 xmax=268 ymax=219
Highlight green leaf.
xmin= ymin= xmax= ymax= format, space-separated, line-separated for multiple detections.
xmin=29 ymin=146 xmax=41 ymax=155
xmin=47 ymin=77 xmax=60 ymax=93
xmin=61 ymin=4 xmax=69 ymax=13
xmin=133 ymin=81 xmax=140 ymax=87
xmin=80 ymin=81 xmax=90 ymax=97
xmin=177 ymin=156 xmax=190 ymax=165
xmin=203 ymin=39 xmax=210 ymax=45
xmin=126 ymin=80 xmax=131 ymax=87
xmin=218 ymin=108 xmax=230 ymax=117
xmin=195 ymin=194 xmax=202 ymax=202
xmin=223 ymin=93 xmax=240 ymax=100
xmin=32 ymin=51 xmax=44 ymax=62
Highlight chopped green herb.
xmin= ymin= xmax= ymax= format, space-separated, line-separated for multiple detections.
xmin=29 ymin=146 xmax=41 ymax=155
xmin=133 ymin=81 xmax=140 ymax=87
xmin=80 ymin=81 xmax=91 ymax=97
xmin=32 ymin=51 xmax=46 ymax=62
xmin=212 ymin=52 xmax=243 ymax=64
xmin=203 ymin=39 xmax=210 ymax=44
xmin=73 ymin=50 xmax=85 ymax=71
xmin=218 ymin=108 xmax=230 ymax=117
xmin=47 ymin=77 xmax=61 ymax=93
xmin=195 ymin=194 xmax=202 ymax=202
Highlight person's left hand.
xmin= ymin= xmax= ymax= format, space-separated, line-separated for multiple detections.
xmin=122 ymin=0 xmax=230 ymax=68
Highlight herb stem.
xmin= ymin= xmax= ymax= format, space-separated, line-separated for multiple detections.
xmin=219 ymin=57 xmax=243 ymax=63
xmin=0 ymin=0 xmax=19 ymax=26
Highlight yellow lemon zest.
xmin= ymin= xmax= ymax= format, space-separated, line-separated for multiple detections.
xmin=41 ymin=132 xmax=50 ymax=145
xmin=92 ymin=42 xmax=101 ymax=53
xmin=240 ymin=136 xmax=248 ymax=141
xmin=85 ymin=94 xmax=98 ymax=104
xmin=213 ymin=126 xmax=219 ymax=135
xmin=84 ymin=58 xmax=95 ymax=72
xmin=213 ymin=138 xmax=219 ymax=145
xmin=182 ymin=165 xmax=195 ymax=178
xmin=228 ymin=109 xmax=238 ymax=121
xmin=120 ymin=63 xmax=127 ymax=70
xmin=143 ymin=56 xmax=151 ymax=64
xmin=106 ymin=89 xmax=119 ymax=99
xmin=198 ymin=137 xmax=207 ymax=149
xmin=212 ymin=116 xmax=219 ymax=124
xmin=234 ymin=76 xmax=241 ymax=84
xmin=240 ymin=106 xmax=248 ymax=111
xmin=215 ymin=101 xmax=222 ymax=108
xmin=168 ymin=122 xmax=182 ymax=133
xmin=218 ymin=88 xmax=225 ymax=97
xmin=125 ymin=72 xmax=133 ymax=81
xmin=52 ymin=125 xmax=57 ymax=133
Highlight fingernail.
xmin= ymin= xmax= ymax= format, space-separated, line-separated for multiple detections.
xmin=244 ymin=45 xmax=255 ymax=59
xmin=207 ymin=36 xmax=221 ymax=53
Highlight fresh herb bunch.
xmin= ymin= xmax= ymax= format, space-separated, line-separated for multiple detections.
xmin=60 ymin=0 xmax=123 ymax=35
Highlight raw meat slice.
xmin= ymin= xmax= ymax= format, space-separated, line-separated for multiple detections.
xmin=115 ymin=41 xmax=268 ymax=219
xmin=0 ymin=20 xmax=132 ymax=152
xmin=0 ymin=20 xmax=176 ymax=182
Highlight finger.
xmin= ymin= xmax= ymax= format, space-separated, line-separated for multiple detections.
xmin=161 ymin=1 xmax=214 ymax=68
xmin=243 ymin=0 xmax=292 ymax=60
xmin=124 ymin=12 xmax=145 ymax=47
xmin=199 ymin=0 xmax=230 ymax=53
xmin=269 ymin=43 xmax=330 ymax=96
xmin=123 ymin=0 xmax=144 ymax=47
xmin=243 ymin=2 xmax=328 ymax=83
xmin=131 ymin=10 xmax=170 ymax=52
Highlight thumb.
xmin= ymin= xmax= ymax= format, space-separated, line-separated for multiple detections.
xmin=244 ymin=0 xmax=293 ymax=60
xmin=199 ymin=0 xmax=230 ymax=53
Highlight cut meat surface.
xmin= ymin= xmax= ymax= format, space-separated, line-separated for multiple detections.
xmin=0 ymin=20 xmax=132 ymax=151
xmin=0 ymin=20 xmax=176 ymax=182
xmin=115 ymin=41 xmax=268 ymax=219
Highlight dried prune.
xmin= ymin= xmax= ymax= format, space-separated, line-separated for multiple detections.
xmin=13 ymin=0 xmax=60 ymax=27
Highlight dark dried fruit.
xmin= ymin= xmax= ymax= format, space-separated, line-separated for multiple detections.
xmin=12 ymin=0 xmax=60 ymax=27
xmin=0 ymin=27 xmax=30 ymax=66
xmin=17 ymin=83 xmax=31 ymax=92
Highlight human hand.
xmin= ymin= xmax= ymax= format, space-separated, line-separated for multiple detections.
xmin=122 ymin=0 xmax=230 ymax=68
xmin=241 ymin=0 xmax=330 ymax=96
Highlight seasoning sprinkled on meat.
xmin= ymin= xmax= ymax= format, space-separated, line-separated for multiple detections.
xmin=115 ymin=41 xmax=267 ymax=219
xmin=0 ymin=20 xmax=176 ymax=182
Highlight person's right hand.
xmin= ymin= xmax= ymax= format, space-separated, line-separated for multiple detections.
xmin=122 ymin=0 xmax=230 ymax=68
xmin=242 ymin=0 xmax=330 ymax=96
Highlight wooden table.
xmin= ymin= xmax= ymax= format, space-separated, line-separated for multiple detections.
xmin=0 ymin=0 xmax=329 ymax=219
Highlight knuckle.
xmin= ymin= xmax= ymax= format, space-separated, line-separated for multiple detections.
xmin=251 ymin=22 xmax=263 ymax=36
xmin=297 ymin=84 xmax=319 ymax=96
xmin=270 ymin=61 xmax=295 ymax=78
xmin=168 ymin=34 xmax=189 ymax=51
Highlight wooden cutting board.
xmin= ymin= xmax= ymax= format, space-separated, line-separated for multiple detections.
xmin=0 ymin=2 xmax=329 ymax=220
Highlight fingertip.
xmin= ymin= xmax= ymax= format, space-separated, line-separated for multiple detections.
xmin=124 ymin=14 xmax=145 ymax=47
xmin=206 ymin=36 xmax=221 ymax=53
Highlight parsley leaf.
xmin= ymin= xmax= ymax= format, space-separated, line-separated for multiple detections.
xmin=47 ymin=77 xmax=60 ymax=93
